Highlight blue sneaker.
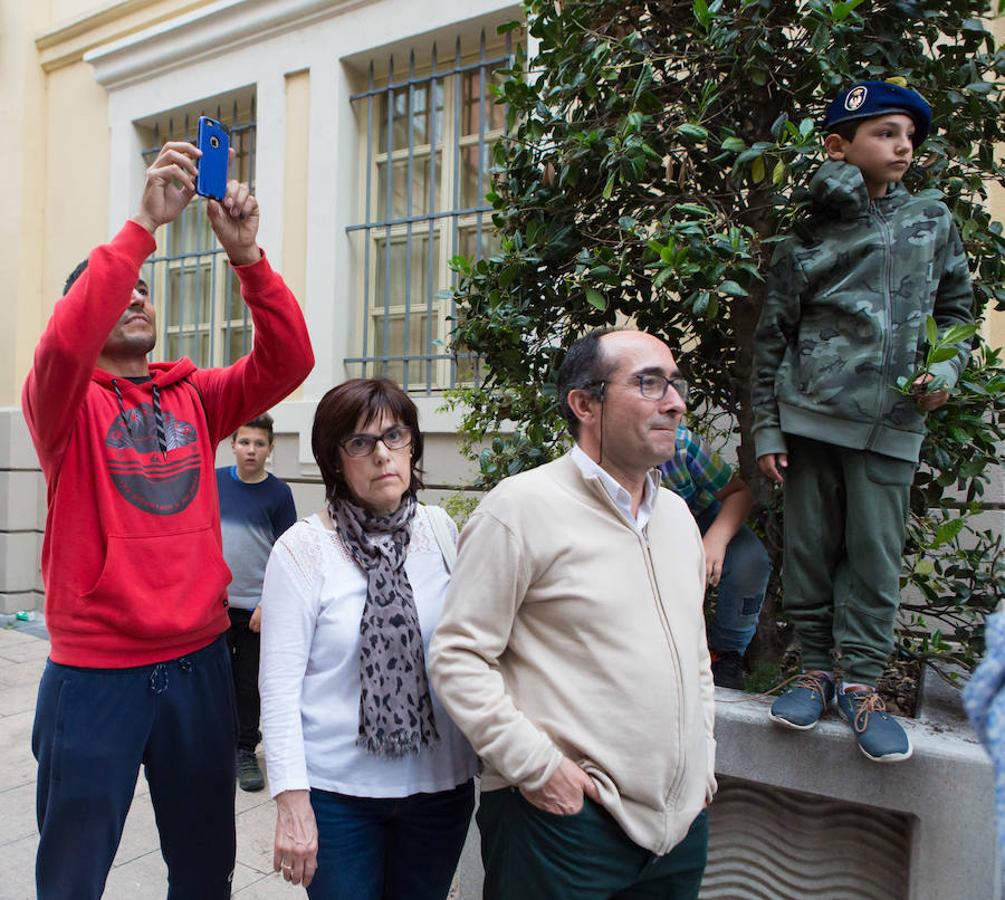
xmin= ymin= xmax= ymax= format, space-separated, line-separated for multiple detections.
xmin=769 ymin=670 xmax=835 ymax=730
xmin=836 ymin=685 xmax=913 ymax=763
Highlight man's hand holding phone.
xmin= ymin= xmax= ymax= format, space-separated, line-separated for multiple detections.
xmin=207 ymin=176 xmax=262 ymax=268
xmin=133 ymin=141 xmax=200 ymax=234
xmin=132 ymin=139 xmax=261 ymax=267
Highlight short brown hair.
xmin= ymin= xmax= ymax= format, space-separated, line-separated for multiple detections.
xmin=827 ymin=120 xmax=861 ymax=142
xmin=311 ymin=378 xmax=425 ymax=506
xmin=233 ymin=412 xmax=275 ymax=443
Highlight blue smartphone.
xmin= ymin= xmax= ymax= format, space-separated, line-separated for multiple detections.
xmin=195 ymin=116 xmax=229 ymax=201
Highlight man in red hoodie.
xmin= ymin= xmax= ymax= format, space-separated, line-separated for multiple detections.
xmin=23 ymin=141 xmax=314 ymax=899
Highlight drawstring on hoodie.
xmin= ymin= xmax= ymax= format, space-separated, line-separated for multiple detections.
xmin=151 ymin=384 xmax=168 ymax=461
xmin=111 ymin=379 xmax=133 ymax=437
xmin=111 ymin=378 xmax=168 ymax=460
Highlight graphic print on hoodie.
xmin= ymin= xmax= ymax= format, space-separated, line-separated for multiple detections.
xmin=106 ymin=395 xmax=200 ymax=515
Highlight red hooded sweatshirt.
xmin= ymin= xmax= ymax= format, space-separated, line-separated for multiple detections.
xmin=23 ymin=220 xmax=314 ymax=667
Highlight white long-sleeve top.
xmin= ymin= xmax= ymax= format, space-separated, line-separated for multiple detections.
xmin=259 ymin=505 xmax=478 ymax=798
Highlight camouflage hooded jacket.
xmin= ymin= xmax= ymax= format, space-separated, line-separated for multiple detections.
xmin=751 ymin=159 xmax=973 ymax=464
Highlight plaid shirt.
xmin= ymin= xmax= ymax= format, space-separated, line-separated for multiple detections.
xmin=658 ymin=425 xmax=733 ymax=517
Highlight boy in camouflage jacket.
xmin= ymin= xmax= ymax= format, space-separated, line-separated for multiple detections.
xmin=751 ymin=81 xmax=973 ymax=762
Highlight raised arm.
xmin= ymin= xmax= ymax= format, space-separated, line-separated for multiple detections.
xmin=22 ymin=143 xmax=200 ymax=470
xmin=189 ymin=181 xmax=314 ymax=444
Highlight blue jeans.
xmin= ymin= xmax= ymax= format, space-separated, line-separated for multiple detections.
xmin=696 ymin=507 xmax=771 ymax=654
xmin=307 ymin=779 xmax=475 ymax=900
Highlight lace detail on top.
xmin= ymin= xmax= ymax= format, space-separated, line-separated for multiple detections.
xmin=273 ymin=505 xmax=454 ymax=588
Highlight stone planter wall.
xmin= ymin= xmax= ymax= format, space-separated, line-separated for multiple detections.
xmin=454 ymin=687 xmax=998 ymax=900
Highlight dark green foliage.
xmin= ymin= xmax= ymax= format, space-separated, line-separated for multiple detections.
xmin=447 ymin=0 xmax=1005 ymax=675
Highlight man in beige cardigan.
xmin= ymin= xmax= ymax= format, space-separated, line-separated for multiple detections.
xmin=429 ymin=328 xmax=716 ymax=900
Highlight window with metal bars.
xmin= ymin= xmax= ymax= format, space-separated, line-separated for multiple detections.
xmin=346 ymin=30 xmax=514 ymax=394
xmin=138 ymin=92 xmax=257 ymax=369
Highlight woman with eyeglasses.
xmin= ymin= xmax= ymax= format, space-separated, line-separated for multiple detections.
xmin=258 ymin=378 xmax=477 ymax=899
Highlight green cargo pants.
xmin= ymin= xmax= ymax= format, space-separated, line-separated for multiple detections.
xmin=477 ymin=788 xmax=708 ymax=900
xmin=782 ymin=434 xmax=915 ymax=685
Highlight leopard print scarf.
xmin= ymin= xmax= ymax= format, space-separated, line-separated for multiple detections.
xmin=330 ymin=494 xmax=440 ymax=756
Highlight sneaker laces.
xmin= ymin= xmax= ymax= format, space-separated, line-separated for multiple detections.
xmin=716 ymin=668 xmax=832 ymax=705
xmin=847 ymin=688 xmax=886 ymax=734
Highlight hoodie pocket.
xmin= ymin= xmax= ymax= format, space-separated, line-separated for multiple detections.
xmin=81 ymin=525 xmax=231 ymax=640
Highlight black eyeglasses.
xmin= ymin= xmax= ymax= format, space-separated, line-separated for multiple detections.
xmin=590 ymin=374 xmax=689 ymax=402
xmin=634 ymin=373 xmax=689 ymax=402
xmin=339 ymin=425 xmax=414 ymax=458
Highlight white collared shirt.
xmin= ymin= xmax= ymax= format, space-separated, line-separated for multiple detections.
xmin=570 ymin=444 xmax=659 ymax=534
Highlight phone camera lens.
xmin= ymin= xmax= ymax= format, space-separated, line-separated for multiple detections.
xmin=210 ymin=136 xmax=220 ymax=149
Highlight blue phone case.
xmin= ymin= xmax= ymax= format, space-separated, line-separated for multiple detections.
xmin=196 ymin=116 xmax=229 ymax=201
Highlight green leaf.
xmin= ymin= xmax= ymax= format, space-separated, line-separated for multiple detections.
xmin=832 ymin=0 xmax=866 ymax=21
xmin=914 ymin=559 xmax=934 ymax=576
xmin=719 ymin=280 xmax=748 ymax=297
xmin=677 ymin=123 xmax=709 ymax=142
xmin=932 ymin=517 xmax=967 ymax=548
xmin=942 ymin=323 xmax=979 ymax=344
xmin=653 ymin=267 xmax=674 ymax=288
xmin=721 ymin=136 xmax=746 ymax=152
xmin=772 ymin=160 xmax=786 ymax=185
xmin=585 ymin=288 xmax=607 ymax=310
xmin=693 ymin=0 xmax=711 ymax=27
xmin=751 ymin=156 xmax=765 ymax=183
xmin=925 ymin=316 xmax=938 ymax=346
xmin=673 ymin=202 xmax=713 ymax=217
xmin=735 ymin=143 xmax=771 ymax=165
xmin=602 ymin=173 xmax=616 ymax=200
xmin=965 ymin=82 xmax=993 ymax=95
xmin=929 ymin=346 xmax=962 ymax=364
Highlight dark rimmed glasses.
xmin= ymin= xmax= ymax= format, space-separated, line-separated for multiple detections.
xmin=339 ymin=425 xmax=414 ymax=458
xmin=590 ymin=374 xmax=690 ymax=402
xmin=634 ymin=373 xmax=689 ymax=402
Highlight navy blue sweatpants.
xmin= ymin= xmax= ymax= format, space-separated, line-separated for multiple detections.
xmin=31 ymin=635 xmax=238 ymax=899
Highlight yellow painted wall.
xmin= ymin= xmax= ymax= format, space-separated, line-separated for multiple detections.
xmin=283 ymin=69 xmax=312 ymax=401
xmin=283 ymin=70 xmax=311 ymax=310
xmin=0 ymin=0 xmax=217 ymax=406
xmin=42 ymin=63 xmax=111 ymax=317
xmin=0 ymin=3 xmax=49 ymax=406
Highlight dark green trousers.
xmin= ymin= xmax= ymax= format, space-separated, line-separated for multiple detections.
xmin=477 ymin=788 xmax=708 ymax=900
xmin=783 ymin=435 xmax=914 ymax=684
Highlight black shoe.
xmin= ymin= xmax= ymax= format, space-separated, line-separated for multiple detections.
xmin=711 ymin=650 xmax=745 ymax=690
xmin=237 ymin=748 xmax=265 ymax=792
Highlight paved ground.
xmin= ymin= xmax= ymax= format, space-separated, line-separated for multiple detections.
xmin=0 ymin=619 xmax=303 ymax=900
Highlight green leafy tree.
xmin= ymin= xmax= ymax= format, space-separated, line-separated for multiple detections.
xmin=447 ymin=0 xmax=1005 ymax=674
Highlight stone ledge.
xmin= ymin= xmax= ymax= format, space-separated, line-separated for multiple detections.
xmin=711 ymin=688 xmax=998 ymax=900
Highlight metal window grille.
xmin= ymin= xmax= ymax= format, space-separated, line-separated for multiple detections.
xmin=346 ymin=30 xmax=514 ymax=394
xmin=140 ymin=97 xmax=257 ymax=369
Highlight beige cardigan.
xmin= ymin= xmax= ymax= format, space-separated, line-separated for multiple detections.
xmin=429 ymin=452 xmax=716 ymax=856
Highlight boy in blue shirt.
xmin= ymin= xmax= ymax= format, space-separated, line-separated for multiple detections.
xmin=660 ymin=426 xmax=771 ymax=689
xmin=217 ymin=413 xmax=297 ymax=791
xmin=752 ymin=81 xmax=973 ymax=762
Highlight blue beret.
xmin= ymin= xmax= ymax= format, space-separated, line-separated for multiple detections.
xmin=823 ymin=81 xmax=932 ymax=147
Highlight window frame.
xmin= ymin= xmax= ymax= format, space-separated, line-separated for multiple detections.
xmin=346 ymin=30 xmax=514 ymax=393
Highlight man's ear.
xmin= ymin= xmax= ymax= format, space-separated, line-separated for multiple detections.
xmin=566 ymin=387 xmax=599 ymax=426
xmin=823 ymin=132 xmax=848 ymax=161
